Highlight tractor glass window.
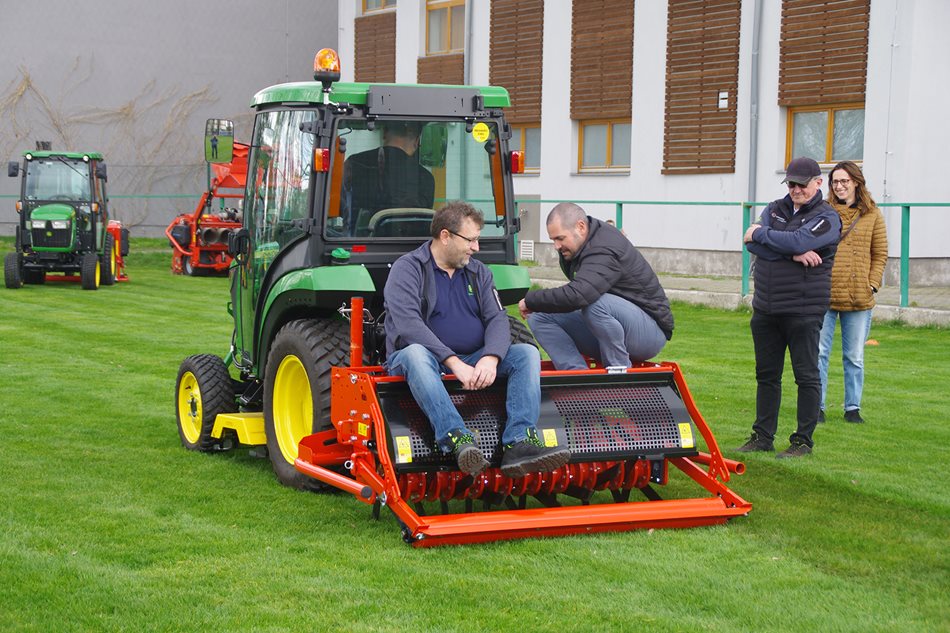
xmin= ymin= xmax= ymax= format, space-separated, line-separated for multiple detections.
xmin=244 ymin=110 xmax=316 ymax=255
xmin=24 ymin=158 xmax=91 ymax=201
xmin=332 ymin=119 xmax=503 ymax=239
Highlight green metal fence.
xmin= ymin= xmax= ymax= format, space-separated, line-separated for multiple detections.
xmin=515 ymin=198 xmax=950 ymax=309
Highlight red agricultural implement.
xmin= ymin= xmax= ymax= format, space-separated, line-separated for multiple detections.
xmin=292 ymin=298 xmax=752 ymax=547
xmin=166 ymin=142 xmax=248 ymax=275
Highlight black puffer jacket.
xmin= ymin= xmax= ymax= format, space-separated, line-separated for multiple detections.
xmin=524 ymin=217 xmax=674 ymax=340
xmin=747 ymin=192 xmax=841 ymax=316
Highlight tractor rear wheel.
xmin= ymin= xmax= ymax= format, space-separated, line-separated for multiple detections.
xmin=264 ymin=318 xmax=356 ymax=490
xmin=100 ymin=233 xmax=116 ymax=286
xmin=80 ymin=252 xmax=100 ymax=290
xmin=4 ymin=253 xmax=23 ymax=289
xmin=176 ymin=354 xmax=235 ymax=451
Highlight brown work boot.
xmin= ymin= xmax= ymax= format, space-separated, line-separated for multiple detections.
xmin=735 ymin=433 xmax=774 ymax=453
xmin=776 ymin=441 xmax=812 ymax=459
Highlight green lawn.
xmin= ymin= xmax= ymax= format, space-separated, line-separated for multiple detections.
xmin=1 ymin=238 xmax=947 ymax=632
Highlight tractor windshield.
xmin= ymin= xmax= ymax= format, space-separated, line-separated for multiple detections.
xmin=24 ymin=157 xmax=92 ymax=201
xmin=328 ymin=118 xmax=506 ymax=239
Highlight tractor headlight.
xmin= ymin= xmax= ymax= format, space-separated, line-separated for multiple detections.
xmin=31 ymin=220 xmax=46 ymax=229
xmin=51 ymin=220 xmax=69 ymax=230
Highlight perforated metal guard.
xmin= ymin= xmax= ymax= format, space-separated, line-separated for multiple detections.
xmin=379 ymin=372 xmax=698 ymax=474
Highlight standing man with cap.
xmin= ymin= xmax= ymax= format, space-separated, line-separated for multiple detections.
xmin=737 ymin=157 xmax=842 ymax=458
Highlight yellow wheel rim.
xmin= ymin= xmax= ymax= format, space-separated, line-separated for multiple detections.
xmin=178 ymin=371 xmax=202 ymax=444
xmin=95 ymin=259 xmax=100 ymax=287
xmin=272 ymin=354 xmax=312 ymax=464
xmin=110 ymin=242 xmax=117 ymax=277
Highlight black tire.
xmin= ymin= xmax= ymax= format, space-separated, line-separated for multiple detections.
xmin=264 ymin=318 xmax=357 ymax=490
xmin=80 ymin=252 xmax=100 ymax=290
xmin=4 ymin=252 xmax=23 ymax=289
xmin=23 ymin=268 xmax=46 ymax=285
xmin=509 ymin=315 xmax=538 ymax=347
xmin=182 ymin=255 xmax=195 ymax=276
xmin=175 ymin=354 xmax=236 ymax=451
xmin=100 ymin=233 xmax=116 ymax=286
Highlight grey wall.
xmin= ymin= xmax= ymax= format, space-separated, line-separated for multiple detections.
xmin=0 ymin=0 xmax=338 ymax=236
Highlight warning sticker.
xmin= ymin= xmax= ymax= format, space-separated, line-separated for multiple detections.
xmin=678 ymin=423 xmax=695 ymax=449
xmin=472 ymin=122 xmax=490 ymax=143
xmin=358 ymin=422 xmax=369 ymax=437
xmin=395 ymin=436 xmax=413 ymax=463
xmin=542 ymin=428 xmax=558 ymax=447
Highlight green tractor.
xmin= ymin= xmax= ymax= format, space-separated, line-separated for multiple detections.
xmin=5 ymin=151 xmax=128 ymax=290
xmin=175 ymin=51 xmax=532 ymax=488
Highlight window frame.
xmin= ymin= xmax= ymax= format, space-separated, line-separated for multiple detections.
xmin=425 ymin=0 xmax=465 ymax=56
xmin=786 ymin=103 xmax=865 ymax=165
xmin=577 ymin=118 xmax=631 ymax=173
xmin=510 ymin=123 xmax=541 ymax=174
xmin=362 ymin=0 xmax=396 ymax=14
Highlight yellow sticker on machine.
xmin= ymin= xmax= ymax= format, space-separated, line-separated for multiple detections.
xmin=358 ymin=422 xmax=369 ymax=437
xmin=542 ymin=428 xmax=558 ymax=447
xmin=472 ymin=122 xmax=490 ymax=143
xmin=678 ymin=423 xmax=695 ymax=449
xmin=395 ymin=436 xmax=412 ymax=463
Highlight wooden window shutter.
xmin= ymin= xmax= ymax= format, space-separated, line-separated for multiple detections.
xmin=570 ymin=0 xmax=634 ymax=121
xmin=417 ymin=53 xmax=465 ymax=85
xmin=778 ymin=0 xmax=870 ymax=106
xmin=663 ymin=0 xmax=742 ymax=174
xmin=489 ymin=0 xmax=544 ymax=124
xmin=355 ymin=11 xmax=396 ymax=83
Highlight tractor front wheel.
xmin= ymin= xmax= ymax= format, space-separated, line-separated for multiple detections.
xmin=264 ymin=318 xmax=354 ymax=490
xmin=176 ymin=354 xmax=235 ymax=451
xmin=100 ymin=233 xmax=116 ymax=286
xmin=80 ymin=252 xmax=100 ymax=290
xmin=4 ymin=253 xmax=23 ymax=289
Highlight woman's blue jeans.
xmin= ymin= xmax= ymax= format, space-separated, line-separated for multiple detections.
xmin=818 ymin=309 xmax=872 ymax=413
xmin=385 ymin=343 xmax=541 ymax=450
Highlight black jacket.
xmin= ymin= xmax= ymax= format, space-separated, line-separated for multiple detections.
xmin=747 ymin=191 xmax=841 ymax=316
xmin=524 ymin=217 xmax=674 ymax=340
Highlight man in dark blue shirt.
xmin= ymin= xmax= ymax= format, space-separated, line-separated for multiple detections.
xmin=383 ymin=201 xmax=570 ymax=478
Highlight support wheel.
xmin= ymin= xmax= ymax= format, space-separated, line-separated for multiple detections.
xmin=176 ymin=354 xmax=235 ymax=451
xmin=4 ymin=253 xmax=23 ymax=289
xmin=80 ymin=252 xmax=100 ymax=290
xmin=264 ymin=318 xmax=356 ymax=490
xmin=100 ymin=233 xmax=116 ymax=285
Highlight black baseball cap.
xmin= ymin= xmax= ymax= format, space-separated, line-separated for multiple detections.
xmin=782 ymin=157 xmax=822 ymax=185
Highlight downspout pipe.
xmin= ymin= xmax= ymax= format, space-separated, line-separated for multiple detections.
xmin=743 ymin=0 xmax=764 ymax=296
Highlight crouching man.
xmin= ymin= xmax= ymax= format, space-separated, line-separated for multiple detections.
xmin=383 ymin=201 xmax=570 ymax=477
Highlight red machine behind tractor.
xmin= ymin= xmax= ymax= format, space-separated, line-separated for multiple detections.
xmin=166 ymin=143 xmax=248 ymax=275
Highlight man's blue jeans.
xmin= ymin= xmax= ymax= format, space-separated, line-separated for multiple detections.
xmin=818 ymin=309 xmax=872 ymax=413
xmin=385 ymin=343 xmax=541 ymax=450
xmin=527 ymin=293 xmax=667 ymax=370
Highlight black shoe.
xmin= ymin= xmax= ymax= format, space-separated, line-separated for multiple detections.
xmin=446 ymin=431 xmax=489 ymax=476
xmin=735 ymin=433 xmax=774 ymax=453
xmin=844 ymin=409 xmax=865 ymax=423
xmin=817 ymin=410 xmax=825 ymax=423
xmin=500 ymin=428 xmax=570 ymax=478
xmin=776 ymin=442 xmax=812 ymax=459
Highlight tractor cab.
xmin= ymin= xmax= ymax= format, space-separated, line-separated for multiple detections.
xmin=5 ymin=151 xmax=128 ymax=290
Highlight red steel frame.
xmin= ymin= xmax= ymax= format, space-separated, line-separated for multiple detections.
xmin=166 ymin=143 xmax=248 ymax=275
xmin=295 ymin=298 xmax=752 ymax=547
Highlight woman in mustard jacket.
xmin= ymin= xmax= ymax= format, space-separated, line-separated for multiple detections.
xmin=818 ymin=161 xmax=888 ymax=423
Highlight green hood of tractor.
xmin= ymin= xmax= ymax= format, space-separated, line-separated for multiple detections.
xmin=29 ymin=204 xmax=76 ymax=222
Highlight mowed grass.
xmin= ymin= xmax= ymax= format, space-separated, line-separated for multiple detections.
xmin=0 ymin=237 xmax=947 ymax=632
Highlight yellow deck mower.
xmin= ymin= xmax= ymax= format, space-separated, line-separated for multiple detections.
xmin=175 ymin=49 xmax=751 ymax=546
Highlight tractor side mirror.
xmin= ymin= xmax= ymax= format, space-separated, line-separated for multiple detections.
xmin=227 ymin=227 xmax=249 ymax=259
xmin=8 ymin=161 xmax=18 ymax=177
xmin=205 ymin=118 xmax=235 ymax=164
xmin=96 ymin=163 xmax=108 ymax=181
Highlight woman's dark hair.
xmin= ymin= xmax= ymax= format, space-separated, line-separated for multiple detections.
xmin=827 ymin=160 xmax=876 ymax=214
xmin=430 ymin=201 xmax=484 ymax=238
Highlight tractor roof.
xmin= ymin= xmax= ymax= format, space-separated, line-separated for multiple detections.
xmin=23 ymin=151 xmax=104 ymax=160
xmin=251 ymin=81 xmax=511 ymax=110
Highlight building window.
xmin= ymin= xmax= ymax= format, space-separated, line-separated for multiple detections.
xmin=363 ymin=0 xmax=396 ymax=12
xmin=579 ymin=120 xmax=630 ymax=171
xmin=788 ymin=104 xmax=864 ymax=164
xmin=426 ymin=0 xmax=464 ymax=55
xmin=510 ymin=125 xmax=541 ymax=172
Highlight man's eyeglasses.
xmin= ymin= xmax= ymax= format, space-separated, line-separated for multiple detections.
xmin=832 ymin=179 xmax=853 ymax=187
xmin=448 ymin=230 xmax=480 ymax=246
xmin=786 ymin=178 xmax=815 ymax=190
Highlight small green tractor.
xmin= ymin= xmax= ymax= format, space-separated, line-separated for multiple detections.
xmin=6 ymin=151 xmax=128 ymax=290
